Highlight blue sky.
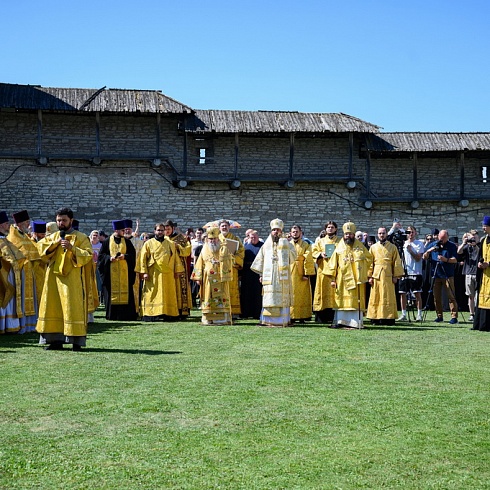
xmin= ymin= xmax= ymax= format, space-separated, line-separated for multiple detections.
xmin=1 ymin=0 xmax=489 ymax=132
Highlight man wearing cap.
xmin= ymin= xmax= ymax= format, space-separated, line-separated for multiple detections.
xmin=164 ymin=220 xmax=192 ymax=320
xmin=312 ymin=220 xmax=341 ymax=324
xmin=138 ymin=223 xmax=180 ymax=321
xmin=8 ymin=210 xmax=42 ymax=331
xmin=97 ymin=219 xmax=138 ymax=321
xmin=36 ymin=207 xmax=95 ymax=350
xmin=423 ymin=229 xmax=459 ymax=324
xmin=218 ymin=219 xmax=245 ymax=320
xmin=0 ymin=211 xmax=26 ymax=334
xmin=324 ymin=221 xmax=372 ymax=329
xmin=472 ymin=217 xmax=490 ymax=331
xmin=191 ymin=227 xmax=234 ymax=325
xmin=366 ymin=227 xmax=404 ymax=325
xmin=251 ymin=219 xmax=297 ymax=327
xmin=31 ymin=221 xmax=46 ymax=242
xmin=289 ymin=225 xmax=315 ymax=323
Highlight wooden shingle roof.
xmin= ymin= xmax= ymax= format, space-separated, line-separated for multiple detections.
xmin=187 ymin=109 xmax=381 ymax=134
xmin=0 ymin=83 xmax=193 ymax=114
xmin=366 ymin=132 xmax=490 ymax=152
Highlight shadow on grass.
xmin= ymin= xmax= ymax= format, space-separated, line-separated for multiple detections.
xmin=83 ymin=347 xmax=182 ymax=355
xmin=365 ymin=326 xmax=437 ymax=331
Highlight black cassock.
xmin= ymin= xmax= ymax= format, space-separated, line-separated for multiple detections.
xmin=97 ymin=236 xmax=138 ymax=321
xmin=240 ymin=241 xmax=264 ymax=319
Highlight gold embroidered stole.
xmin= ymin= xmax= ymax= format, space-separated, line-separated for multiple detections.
xmin=0 ymin=238 xmax=25 ymax=315
xmin=109 ymin=236 xmax=129 ymax=305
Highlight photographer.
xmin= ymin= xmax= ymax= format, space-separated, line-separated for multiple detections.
xmin=398 ymin=226 xmax=424 ymax=321
xmin=457 ymin=231 xmax=480 ymax=321
xmin=423 ymin=230 xmax=459 ymax=324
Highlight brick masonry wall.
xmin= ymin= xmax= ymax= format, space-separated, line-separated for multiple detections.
xmin=1 ymin=111 xmax=489 ymax=242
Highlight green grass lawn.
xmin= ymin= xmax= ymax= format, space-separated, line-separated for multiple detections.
xmin=1 ymin=309 xmax=489 ymax=489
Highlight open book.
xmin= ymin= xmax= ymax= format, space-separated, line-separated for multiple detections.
xmin=224 ymin=238 xmax=239 ymax=255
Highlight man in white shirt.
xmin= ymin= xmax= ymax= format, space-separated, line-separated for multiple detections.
xmin=398 ymin=225 xmax=424 ymax=321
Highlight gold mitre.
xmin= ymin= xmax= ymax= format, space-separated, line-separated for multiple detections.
xmin=46 ymin=221 xmax=58 ymax=236
xmin=342 ymin=221 xmax=356 ymax=233
xmin=270 ymin=218 xmax=284 ymax=230
xmin=207 ymin=227 xmax=220 ymax=238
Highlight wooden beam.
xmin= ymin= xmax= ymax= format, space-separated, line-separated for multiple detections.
xmin=95 ymin=112 xmax=101 ymax=157
xmin=234 ymin=133 xmax=239 ymax=180
xmin=289 ymin=133 xmax=295 ymax=180
xmin=412 ymin=151 xmax=418 ymax=200
xmin=348 ymin=132 xmax=354 ymax=180
xmin=156 ymin=113 xmax=161 ymax=157
xmin=36 ymin=110 xmax=43 ymax=157
xmin=459 ymin=151 xmax=465 ymax=199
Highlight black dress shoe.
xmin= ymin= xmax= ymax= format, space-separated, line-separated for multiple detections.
xmin=44 ymin=342 xmax=64 ymax=351
xmin=72 ymin=344 xmax=83 ymax=352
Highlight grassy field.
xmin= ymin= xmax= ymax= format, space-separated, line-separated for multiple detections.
xmin=1 ymin=309 xmax=489 ymax=489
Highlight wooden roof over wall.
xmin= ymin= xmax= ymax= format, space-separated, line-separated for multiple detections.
xmin=187 ymin=109 xmax=381 ymax=134
xmin=366 ymin=132 xmax=490 ymax=152
xmin=0 ymin=83 xmax=193 ymax=114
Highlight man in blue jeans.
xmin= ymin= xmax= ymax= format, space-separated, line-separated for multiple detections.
xmin=423 ymin=230 xmax=459 ymax=324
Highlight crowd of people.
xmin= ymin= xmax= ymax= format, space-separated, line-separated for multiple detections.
xmin=1 ymin=208 xmax=490 ymax=351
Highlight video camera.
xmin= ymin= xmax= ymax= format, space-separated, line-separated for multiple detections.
xmin=387 ymin=229 xmax=408 ymax=248
xmin=428 ymin=240 xmax=444 ymax=253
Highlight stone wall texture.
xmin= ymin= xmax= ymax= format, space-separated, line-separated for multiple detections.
xmin=1 ymin=111 xmax=488 ymax=241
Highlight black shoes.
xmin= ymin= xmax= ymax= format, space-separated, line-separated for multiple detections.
xmin=44 ymin=342 xmax=64 ymax=351
xmin=72 ymin=344 xmax=83 ymax=352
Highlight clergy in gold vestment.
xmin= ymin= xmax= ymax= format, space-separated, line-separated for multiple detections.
xmin=312 ymin=221 xmax=341 ymax=324
xmin=218 ymin=220 xmax=245 ymax=317
xmin=36 ymin=208 xmax=93 ymax=350
xmin=138 ymin=224 xmax=180 ymax=321
xmin=366 ymin=227 xmax=404 ymax=325
xmin=8 ymin=210 xmax=42 ymax=333
xmin=191 ymin=227 xmax=234 ymax=325
xmin=164 ymin=220 xmax=192 ymax=319
xmin=473 ymin=217 xmax=490 ymax=331
xmin=30 ymin=220 xmax=48 ymax=304
xmin=251 ymin=219 xmax=297 ymax=327
xmin=124 ymin=219 xmax=144 ymax=314
xmin=97 ymin=220 xmax=138 ymax=321
xmin=0 ymin=211 xmax=26 ymax=334
xmin=289 ymin=225 xmax=315 ymax=322
xmin=324 ymin=221 xmax=372 ymax=329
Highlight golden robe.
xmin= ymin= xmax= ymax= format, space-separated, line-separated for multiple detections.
xmin=324 ymin=238 xmax=372 ymax=312
xmin=191 ymin=243 xmax=233 ymax=324
xmin=366 ymin=241 xmax=404 ymax=320
xmin=138 ymin=237 xmax=180 ymax=318
xmin=290 ymin=239 xmax=315 ymax=320
xmin=219 ymin=231 xmax=244 ymax=315
xmin=36 ymin=230 xmax=93 ymax=337
xmin=131 ymin=237 xmax=144 ymax=312
xmin=251 ymin=236 xmax=297 ymax=325
xmin=312 ymin=235 xmax=341 ymax=311
xmin=169 ymin=233 xmax=192 ymax=317
xmin=477 ymin=237 xmax=490 ymax=309
xmin=7 ymin=225 xmax=41 ymax=315
xmin=0 ymin=237 xmax=26 ymax=331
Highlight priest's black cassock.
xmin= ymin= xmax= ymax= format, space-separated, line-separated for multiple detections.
xmin=97 ymin=236 xmax=138 ymax=321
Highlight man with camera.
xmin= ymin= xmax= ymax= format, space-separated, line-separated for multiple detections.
xmin=457 ymin=231 xmax=480 ymax=321
xmin=423 ymin=230 xmax=459 ymax=324
xmin=398 ymin=225 xmax=425 ymax=321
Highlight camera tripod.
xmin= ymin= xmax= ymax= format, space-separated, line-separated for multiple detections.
xmin=397 ymin=241 xmax=422 ymax=323
xmin=422 ymin=259 xmax=465 ymax=323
